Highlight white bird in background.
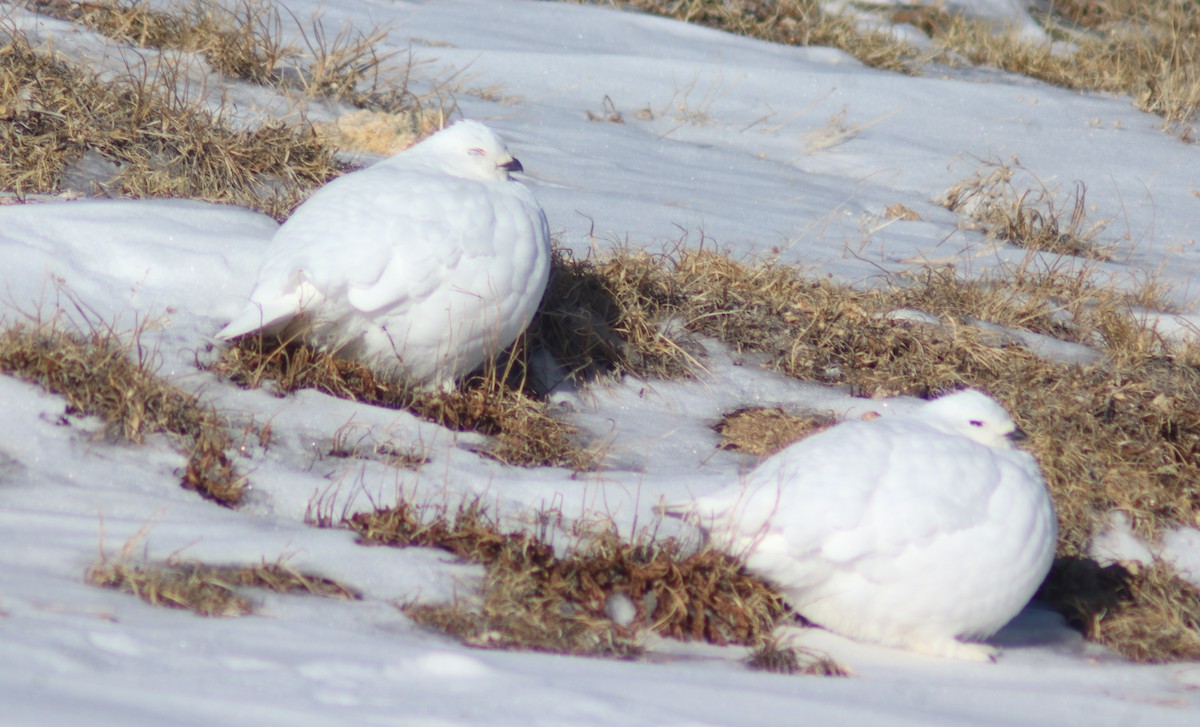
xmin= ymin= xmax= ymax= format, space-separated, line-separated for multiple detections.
xmin=663 ymin=389 xmax=1057 ymax=662
xmin=217 ymin=120 xmax=552 ymax=389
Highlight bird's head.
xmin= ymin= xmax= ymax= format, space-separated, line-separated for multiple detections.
xmin=920 ymin=389 xmax=1026 ymax=449
xmin=408 ymin=119 xmax=525 ymax=182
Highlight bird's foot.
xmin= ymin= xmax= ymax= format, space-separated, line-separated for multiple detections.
xmin=908 ymin=638 xmax=998 ymax=663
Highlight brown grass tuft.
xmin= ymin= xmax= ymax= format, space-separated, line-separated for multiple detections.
xmin=544 ymin=228 xmax=1200 ymax=660
xmin=715 ymin=407 xmax=833 ymax=457
xmin=210 ymin=333 xmax=593 ymax=469
xmin=87 ymin=558 xmax=255 ymax=617
xmin=0 ymin=310 xmax=246 ymax=506
xmin=1096 ymin=561 xmax=1200 ymax=662
xmin=326 ymin=427 xmax=428 ymax=470
xmin=28 ymin=0 xmax=444 ymax=116
xmin=586 ymin=1 xmax=1198 ymax=135
xmin=0 ymin=27 xmax=340 ymax=218
xmin=1040 ymin=557 xmax=1200 ymax=663
xmin=600 ymin=0 xmax=921 ymax=74
xmin=939 ymin=158 xmax=1112 ymax=260
xmin=87 ymin=556 xmax=360 ymax=616
xmin=744 ymin=636 xmax=850 ymax=676
xmin=348 ymin=499 xmax=790 ymax=658
xmin=920 ymin=3 xmax=1200 ymax=135
xmin=529 ymin=245 xmax=701 ymax=382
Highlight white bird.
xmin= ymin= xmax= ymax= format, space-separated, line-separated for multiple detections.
xmin=663 ymin=389 xmax=1056 ymax=662
xmin=217 ymin=120 xmax=552 ymax=389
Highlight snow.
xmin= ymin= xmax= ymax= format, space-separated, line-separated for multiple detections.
xmin=2 ymin=0 xmax=1200 ymax=724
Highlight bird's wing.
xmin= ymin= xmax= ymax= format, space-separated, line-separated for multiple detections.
xmin=812 ymin=424 xmax=1007 ymax=564
xmin=220 ymin=168 xmax=537 ymax=336
xmin=343 ymin=178 xmax=545 ymax=314
xmin=679 ymin=420 xmax=888 ymax=548
xmin=693 ymin=418 xmax=1015 ymax=560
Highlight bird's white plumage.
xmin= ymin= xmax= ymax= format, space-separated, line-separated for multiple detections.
xmin=217 ymin=120 xmax=551 ymax=388
xmin=664 ymin=389 xmax=1057 ymax=661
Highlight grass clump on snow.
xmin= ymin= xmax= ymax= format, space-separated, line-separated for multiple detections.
xmin=715 ymin=407 xmax=833 ymax=458
xmin=87 ymin=556 xmax=360 ymax=617
xmin=940 ymin=158 xmax=1112 ymax=260
xmin=533 ymin=175 xmax=1200 ymax=661
xmin=595 ymin=0 xmax=920 ymax=73
xmin=343 ymin=499 xmax=822 ymax=666
xmin=0 ymin=309 xmax=245 ymax=507
xmin=3 ymin=0 xmax=454 ymax=217
xmin=917 ymin=0 xmax=1200 ymax=136
xmin=1040 ymin=557 xmax=1200 ymax=664
xmin=530 ymin=245 xmax=704 ymax=381
xmin=588 ymin=0 xmax=1199 ymax=135
xmin=210 ymin=331 xmax=594 ymax=470
xmin=745 ymin=636 xmax=849 ymax=677
xmin=0 ymin=27 xmax=340 ymax=219
xmin=25 ymin=0 xmax=449 ymax=153
xmin=28 ymin=0 xmax=443 ymax=114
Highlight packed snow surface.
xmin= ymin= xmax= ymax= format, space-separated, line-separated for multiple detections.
xmin=2 ymin=1 xmax=1200 ymax=725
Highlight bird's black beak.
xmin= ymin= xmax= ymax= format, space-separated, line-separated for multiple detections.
xmin=500 ymin=158 xmax=524 ymax=174
xmin=1006 ymin=427 xmax=1028 ymax=442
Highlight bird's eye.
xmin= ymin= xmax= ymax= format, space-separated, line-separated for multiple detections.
xmin=969 ymin=420 xmax=984 ymax=427
xmin=468 ymin=147 xmax=486 ymax=157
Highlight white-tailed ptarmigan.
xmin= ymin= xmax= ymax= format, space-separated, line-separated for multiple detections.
xmin=663 ymin=389 xmax=1057 ymax=662
xmin=217 ymin=120 xmax=552 ymax=389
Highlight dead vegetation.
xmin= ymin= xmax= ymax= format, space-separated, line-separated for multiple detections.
xmin=917 ymin=0 xmax=1200 ymax=136
xmin=87 ymin=556 xmax=360 ymax=616
xmin=0 ymin=308 xmax=245 ymax=506
xmin=2 ymin=1 xmax=452 ymax=217
xmin=210 ymin=331 xmax=594 ymax=469
xmin=346 ymin=499 xmax=819 ymax=665
xmin=1040 ymin=557 xmax=1200 ymax=663
xmin=520 ymin=168 xmax=1200 ymax=661
xmin=600 ymin=0 xmax=920 ymax=73
xmin=715 ymin=407 xmax=832 ymax=458
xmin=745 ymin=635 xmax=850 ymax=676
xmin=326 ymin=427 xmax=429 ymax=470
xmin=586 ymin=0 xmax=1199 ymax=135
xmin=940 ymin=158 xmax=1112 ymax=260
xmin=0 ymin=27 xmax=340 ymax=218
xmin=27 ymin=0 xmax=445 ymax=117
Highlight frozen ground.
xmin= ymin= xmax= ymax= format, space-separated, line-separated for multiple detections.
xmin=2 ymin=1 xmax=1200 ymax=725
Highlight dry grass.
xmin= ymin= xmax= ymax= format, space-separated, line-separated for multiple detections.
xmin=326 ymin=426 xmax=429 ymax=470
xmin=348 ymin=499 xmax=824 ymax=665
xmin=940 ymin=158 xmax=1112 ymax=260
xmin=529 ymin=245 xmax=702 ymax=382
xmin=0 ymin=27 xmax=340 ymax=218
xmin=1040 ymin=557 xmax=1200 ymax=662
xmin=917 ymin=1 xmax=1200 ymax=135
xmin=27 ymin=0 xmax=445 ymax=116
xmin=584 ymin=0 xmax=1199 ymax=134
xmin=209 ymin=332 xmax=593 ymax=469
xmin=595 ymin=0 xmax=919 ymax=73
xmin=715 ymin=407 xmax=833 ymax=458
xmin=538 ymin=216 xmax=1200 ymax=661
xmin=744 ymin=635 xmax=850 ymax=676
xmin=0 ymin=309 xmax=245 ymax=506
xmin=5 ymin=1 xmax=454 ymax=216
xmin=87 ymin=556 xmax=360 ymax=617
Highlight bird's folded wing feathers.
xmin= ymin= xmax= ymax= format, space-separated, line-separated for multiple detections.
xmin=343 ymin=183 xmax=530 ymax=313
xmin=815 ymin=432 xmax=1004 ymax=563
xmin=227 ymin=173 xmax=523 ymax=328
